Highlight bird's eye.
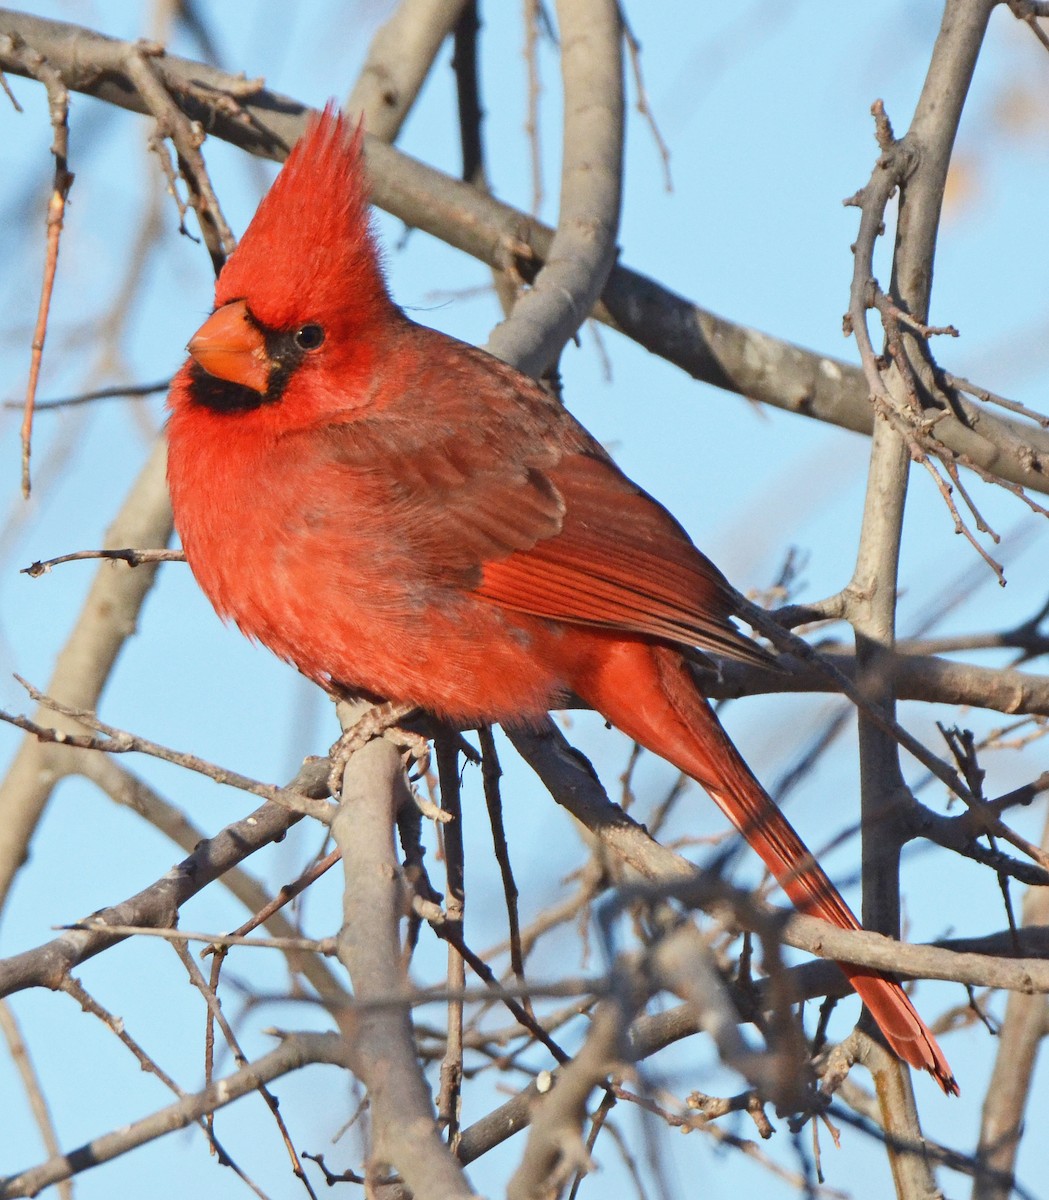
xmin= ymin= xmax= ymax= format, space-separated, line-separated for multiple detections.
xmin=294 ymin=324 xmax=325 ymax=351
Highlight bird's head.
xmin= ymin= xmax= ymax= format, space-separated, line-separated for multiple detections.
xmin=177 ymin=104 xmax=396 ymax=422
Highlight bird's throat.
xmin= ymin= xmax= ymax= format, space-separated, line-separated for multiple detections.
xmin=186 ymin=361 xmax=283 ymax=413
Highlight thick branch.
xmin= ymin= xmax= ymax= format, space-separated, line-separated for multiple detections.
xmin=344 ymin=0 xmax=470 ymax=141
xmin=845 ymin=4 xmax=997 ymax=1177
xmin=486 ymin=0 xmax=623 ymax=376
xmin=1 ymin=10 xmax=1046 ymax=493
xmin=331 ymin=737 xmax=476 ymax=1198
xmin=716 ymin=649 xmax=1049 ymax=716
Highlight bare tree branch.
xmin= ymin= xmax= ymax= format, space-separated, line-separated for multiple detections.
xmin=973 ymin=806 xmax=1049 ymax=1200
xmin=344 ymin=0 xmax=470 ymax=142
xmin=0 ymin=1032 xmax=346 ymax=1198
xmin=0 ymin=760 xmax=329 ymax=999
xmin=331 ymin=734 xmax=476 ymax=1198
xmin=1 ymin=9 xmax=1046 ymax=493
xmin=487 ymin=0 xmax=623 ymax=376
xmin=0 ymin=439 xmax=173 ymax=909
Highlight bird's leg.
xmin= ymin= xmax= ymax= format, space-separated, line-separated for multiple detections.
xmin=327 ymin=699 xmax=428 ymax=796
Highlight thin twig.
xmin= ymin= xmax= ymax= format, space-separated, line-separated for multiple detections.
xmin=1 ymin=680 xmax=335 ymax=824
xmin=4 ymin=378 xmax=170 ymax=410
xmin=942 ymin=371 xmax=1049 ymax=429
xmin=124 ymin=39 xmax=235 ymax=271
xmin=64 ymin=921 xmax=336 ymax=955
xmin=8 ymin=37 xmax=74 ymax=497
xmin=0 ymin=1001 xmax=71 ymax=1200
xmin=477 ymin=726 xmax=531 ymax=1011
xmin=170 ymin=939 xmax=320 ymax=1200
xmin=200 ymin=849 xmax=342 ymax=955
xmin=619 ymin=9 xmax=671 ymax=190
xmin=59 ymin=975 xmax=272 ymax=1199
xmin=21 ymin=546 xmax=185 ymax=577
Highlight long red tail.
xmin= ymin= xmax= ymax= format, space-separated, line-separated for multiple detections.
xmin=576 ymin=638 xmax=957 ymax=1094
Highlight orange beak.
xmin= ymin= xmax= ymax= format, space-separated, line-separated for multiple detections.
xmin=187 ymin=300 xmax=271 ymax=394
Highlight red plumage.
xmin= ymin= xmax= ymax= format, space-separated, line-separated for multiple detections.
xmin=166 ymin=107 xmax=956 ymax=1094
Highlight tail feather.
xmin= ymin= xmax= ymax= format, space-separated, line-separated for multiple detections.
xmin=576 ymin=638 xmax=957 ymax=1094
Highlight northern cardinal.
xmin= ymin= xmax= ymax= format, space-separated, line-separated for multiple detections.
xmin=166 ymin=107 xmax=956 ymax=1094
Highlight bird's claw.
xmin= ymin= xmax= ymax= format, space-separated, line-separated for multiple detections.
xmin=386 ymin=725 xmax=431 ymax=780
xmin=327 ymin=700 xmax=427 ymax=796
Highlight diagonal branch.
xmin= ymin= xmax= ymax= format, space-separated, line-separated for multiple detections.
xmin=344 ymin=0 xmax=470 ymax=142
xmin=1 ymin=9 xmax=1045 ymax=495
xmin=0 ymin=759 xmax=329 ymax=999
xmin=0 ymin=1032 xmax=346 ymax=1198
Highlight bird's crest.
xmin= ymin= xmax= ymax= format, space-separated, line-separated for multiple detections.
xmin=214 ymin=103 xmax=390 ymax=331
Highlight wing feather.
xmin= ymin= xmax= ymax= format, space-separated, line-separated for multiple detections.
xmin=317 ymin=331 xmax=771 ymax=667
xmin=474 ymin=454 xmax=771 ymax=667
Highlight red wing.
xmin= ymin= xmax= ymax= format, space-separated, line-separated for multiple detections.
xmin=320 ymin=332 xmax=768 ymax=666
xmin=474 ymin=453 xmax=771 ymax=668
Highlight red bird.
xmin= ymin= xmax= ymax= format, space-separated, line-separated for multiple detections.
xmin=166 ymin=108 xmax=956 ymax=1094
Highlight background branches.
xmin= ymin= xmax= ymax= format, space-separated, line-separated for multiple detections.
xmin=0 ymin=3 xmax=1047 ymax=1200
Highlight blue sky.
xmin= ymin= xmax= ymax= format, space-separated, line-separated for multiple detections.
xmin=1 ymin=3 xmax=1048 ymax=1197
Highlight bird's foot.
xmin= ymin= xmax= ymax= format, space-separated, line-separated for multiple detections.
xmin=386 ymin=723 xmax=432 ymax=781
xmin=327 ymin=700 xmax=428 ymax=796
